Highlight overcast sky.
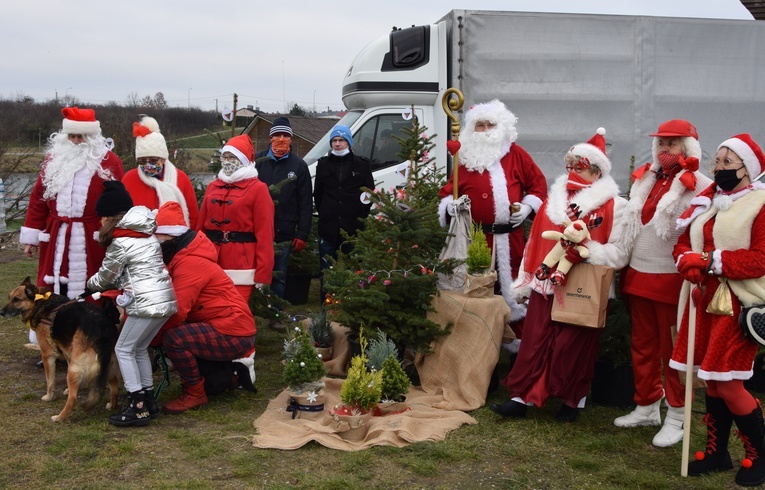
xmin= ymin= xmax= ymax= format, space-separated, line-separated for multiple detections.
xmin=2 ymin=0 xmax=753 ymax=114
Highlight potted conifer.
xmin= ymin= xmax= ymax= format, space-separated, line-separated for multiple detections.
xmin=283 ymin=326 xmax=327 ymax=419
xmin=463 ymin=224 xmax=497 ymax=297
xmin=308 ymin=309 xmax=333 ymax=361
xmin=330 ymin=328 xmax=382 ymax=430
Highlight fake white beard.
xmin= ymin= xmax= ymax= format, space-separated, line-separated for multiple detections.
xmin=42 ymin=132 xmax=110 ymax=199
xmin=459 ymin=127 xmax=514 ymax=173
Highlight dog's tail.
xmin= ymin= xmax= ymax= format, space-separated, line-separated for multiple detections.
xmin=94 ymin=332 xmax=118 ymax=392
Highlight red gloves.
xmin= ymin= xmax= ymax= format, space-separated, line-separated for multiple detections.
xmin=677 ymin=252 xmax=711 ymax=284
xmin=565 ymin=246 xmax=587 ymax=265
xmin=291 ymin=238 xmax=307 ymax=252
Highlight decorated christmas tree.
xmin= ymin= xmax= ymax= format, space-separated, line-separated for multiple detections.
xmin=282 ymin=326 xmax=327 ymax=395
xmin=324 ymin=116 xmax=458 ymax=353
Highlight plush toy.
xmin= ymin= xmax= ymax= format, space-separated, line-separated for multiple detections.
xmin=535 ymin=220 xmax=590 ymax=286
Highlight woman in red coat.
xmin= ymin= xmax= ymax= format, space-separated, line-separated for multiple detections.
xmin=197 ymin=134 xmax=274 ymax=300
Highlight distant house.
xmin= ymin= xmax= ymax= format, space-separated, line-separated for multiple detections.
xmin=242 ymin=115 xmax=338 ymax=158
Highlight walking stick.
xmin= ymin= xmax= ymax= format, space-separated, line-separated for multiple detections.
xmin=441 ymin=88 xmax=464 ymax=199
xmin=681 ymin=284 xmax=697 ymax=477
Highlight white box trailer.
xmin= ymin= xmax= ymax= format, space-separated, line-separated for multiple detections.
xmin=302 ymin=10 xmax=765 ymax=190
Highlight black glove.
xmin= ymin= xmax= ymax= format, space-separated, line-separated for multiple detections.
xmin=78 ymin=288 xmax=94 ymax=299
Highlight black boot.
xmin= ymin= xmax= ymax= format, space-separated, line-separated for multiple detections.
xmin=733 ymin=403 xmax=765 ymax=487
xmin=108 ymin=390 xmax=151 ymax=427
xmin=688 ymin=395 xmax=733 ymax=476
xmin=490 ymin=399 xmax=527 ymax=418
xmin=556 ymin=403 xmax=579 ymax=423
xmin=143 ymin=387 xmax=161 ymax=420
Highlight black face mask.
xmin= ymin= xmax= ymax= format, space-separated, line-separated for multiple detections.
xmin=714 ymin=167 xmax=745 ymax=191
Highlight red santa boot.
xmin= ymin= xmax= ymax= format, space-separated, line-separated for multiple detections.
xmin=163 ymin=380 xmax=208 ymax=414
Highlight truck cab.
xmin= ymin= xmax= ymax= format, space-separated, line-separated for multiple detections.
xmin=304 ymin=24 xmax=448 ymax=191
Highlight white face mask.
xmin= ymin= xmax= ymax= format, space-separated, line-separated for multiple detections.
xmin=331 ymin=148 xmax=350 ymax=157
xmin=221 ymin=160 xmax=244 ymax=176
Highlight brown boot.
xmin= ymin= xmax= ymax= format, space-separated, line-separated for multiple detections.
xmin=163 ymin=380 xmax=208 ymax=414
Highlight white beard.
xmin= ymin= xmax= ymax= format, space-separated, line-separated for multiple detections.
xmin=42 ymin=132 xmax=110 ymax=200
xmin=459 ymin=127 xmax=514 ymax=173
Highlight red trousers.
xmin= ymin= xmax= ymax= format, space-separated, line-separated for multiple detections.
xmin=626 ymin=294 xmax=684 ymax=408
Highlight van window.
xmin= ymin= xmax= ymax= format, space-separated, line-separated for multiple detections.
xmin=353 ymin=115 xmax=410 ymax=172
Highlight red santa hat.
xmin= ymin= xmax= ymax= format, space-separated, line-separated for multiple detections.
xmin=133 ymin=116 xmax=169 ymax=160
xmin=221 ymin=134 xmax=255 ymax=166
xmin=61 ymin=107 xmax=101 ymax=135
xmin=650 ymin=119 xmax=701 ymax=162
xmin=568 ymin=127 xmax=611 ymax=175
xmin=718 ymin=133 xmax=765 ymax=180
xmin=155 ymin=201 xmax=189 ymax=236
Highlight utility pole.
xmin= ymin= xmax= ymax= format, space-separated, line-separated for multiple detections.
xmin=231 ymin=93 xmax=238 ymax=139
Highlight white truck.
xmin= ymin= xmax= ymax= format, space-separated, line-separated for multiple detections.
xmin=303 ymin=9 xmax=765 ymax=190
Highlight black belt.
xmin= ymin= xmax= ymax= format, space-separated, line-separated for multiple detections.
xmin=203 ymin=230 xmax=257 ymax=243
xmin=480 ymin=222 xmax=515 ymax=235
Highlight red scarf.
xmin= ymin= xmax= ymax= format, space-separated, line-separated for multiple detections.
xmin=113 ymin=229 xmax=151 ymax=239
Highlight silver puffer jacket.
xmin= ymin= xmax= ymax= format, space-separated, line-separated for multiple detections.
xmin=87 ymin=206 xmax=177 ymax=318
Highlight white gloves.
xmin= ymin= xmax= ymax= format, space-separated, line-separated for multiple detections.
xmin=509 ymin=202 xmax=532 ymax=226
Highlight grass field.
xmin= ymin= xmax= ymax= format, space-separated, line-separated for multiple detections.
xmin=0 ymin=248 xmax=759 ymax=489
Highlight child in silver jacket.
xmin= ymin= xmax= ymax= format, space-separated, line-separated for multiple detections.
xmin=88 ymin=181 xmax=177 ymax=427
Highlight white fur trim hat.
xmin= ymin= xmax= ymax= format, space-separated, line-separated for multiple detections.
xmin=61 ymin=107 xmax=101 ymax=135
xmin=568 ymin=127 xmax=611 ymax=175
xmin=221 ymin=134 xmax=255 ymax=166
xmin=155 ymin=201 xmax=189 ymax=236
xmin=718 ymin=133 xmax=765 ymax=180
xmin=133 ymin=116 xmax=169 ymax=160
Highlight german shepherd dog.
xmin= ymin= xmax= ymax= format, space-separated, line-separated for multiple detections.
xmin=1 ymin=277 xmax=121 ymax=422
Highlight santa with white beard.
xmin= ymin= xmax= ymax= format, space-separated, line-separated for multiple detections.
xmin=438 ymin=99 xmax=547 ymax=323
xmin=20 ymin=107 xmax=124 ymax=300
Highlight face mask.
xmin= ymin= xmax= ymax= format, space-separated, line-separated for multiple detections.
xmin=331 ymin=148 xmax=350 ymax=157
xmin=271 ymin=139 xmax=291 ymax=157
xmin=657 ymin=153 xmax=680 ymax=173
xmin=714 ymin=167 xmax=745 ymax=191
xmin=566 ymin=171 xmax=592 ymax=190
xmin=221 ymin=160 xmax=244 ymax=176
xmin=140 ymin=162 xmax=164 ymax=178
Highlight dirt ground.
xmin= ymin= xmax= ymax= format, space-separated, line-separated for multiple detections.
xmin=0 ymin=230 xmax=24 ymax=264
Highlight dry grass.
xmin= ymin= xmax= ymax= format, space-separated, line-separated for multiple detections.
xmin=0 ymin=253 xmax=759 ymax=489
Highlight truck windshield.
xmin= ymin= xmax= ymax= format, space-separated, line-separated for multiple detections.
xmin=303 ymin=111 xmax=363 ymax=165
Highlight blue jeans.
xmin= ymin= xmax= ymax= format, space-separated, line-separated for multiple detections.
xmin=271 ymin=241 xmax=291 ymax=299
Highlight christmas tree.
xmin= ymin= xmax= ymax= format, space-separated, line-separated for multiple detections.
xmin=282 ymin=326 xmax=327 ymax=395
xmin=324 ymin=115 xmax=458 ymax=353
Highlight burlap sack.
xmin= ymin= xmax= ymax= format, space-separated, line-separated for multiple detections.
xmin=463 ymin=270 xmax=497 ymax=298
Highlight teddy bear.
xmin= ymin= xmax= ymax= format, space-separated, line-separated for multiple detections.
xmin=535 ymin=220 xmax=590 ymax=286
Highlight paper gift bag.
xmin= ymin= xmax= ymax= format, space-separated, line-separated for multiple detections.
xmin=551 ymin=263 xmax=614 ymax=328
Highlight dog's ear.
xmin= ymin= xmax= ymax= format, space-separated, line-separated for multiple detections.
xmin=21 ymin=276 xmax=32 ymax=286
xmin=24 ymin=282 xmax=37 ymax=300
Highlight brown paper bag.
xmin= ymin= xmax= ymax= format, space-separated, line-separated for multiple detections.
xmin=551 ymin=263 xmax=614 ymax=328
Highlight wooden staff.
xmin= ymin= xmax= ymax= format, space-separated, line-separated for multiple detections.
xmin=681 ymin=285 xmax=697 ymax=477
xmin=441 ymin=88 xmax=464 ymax=199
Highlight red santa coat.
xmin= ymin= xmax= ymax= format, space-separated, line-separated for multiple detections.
xmin=122 ymin=166 xmax=199 ymax=228
xmin=197 ymin=176 xmax=275 ymax=288
xmin=152 ymin=232 xmax=256 ymax=346
xmin=439 ymin=144 xmax=547 ymax=319
xmin=19 ymin=152 xmax=124 ymax=298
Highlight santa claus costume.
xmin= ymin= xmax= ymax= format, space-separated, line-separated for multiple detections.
xmin=20 ymin=107 xmax=124 ymax=299
xmin=491 ymin=128 xmax=630 ymax=422
xmin=612 ymin=119 xmax=712 ymax=447
xmin=197 ymin=134 xmax=274 ymax=300
xmin=670 ymin=134 xmax=765 ymax=486
xmin=438 ymin=99 xmax=547 ymax=323
xmin=122 ymin=116 xmax=199 ymax=228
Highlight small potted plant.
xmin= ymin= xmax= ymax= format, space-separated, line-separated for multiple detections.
xmin=330 ymin=328 xmax=382 ymax=430
xmin=283 ymin=327 xmax=327 ymax=419
xmin=463 ymin=224 xmax=497 ymax=297
xmin=366 ymin=330 xmax=410 ymax=405
xmin=308 ymin=309 xmax=333 ymax=361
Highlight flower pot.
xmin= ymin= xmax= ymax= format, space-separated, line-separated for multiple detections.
xmin=284 ymin=272 xmax=312 ymax=305
xmin=590 ymin=359 xmax=635 ymax=409
xmin=285 ymin=390 xmax=325 ymax=420
xmin=463 ymin=270 xmax=497 ymax=298
xmin=316 ymin=346 xmax=333 ymax=362
xmin=328 ymin=405 xmax=374 ymax=438
xmin=373 ymin=400 xmax=408 ymax=416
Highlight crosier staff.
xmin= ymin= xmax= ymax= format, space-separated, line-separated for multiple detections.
xmin=442 ymin=88 xmax=464 ymax=199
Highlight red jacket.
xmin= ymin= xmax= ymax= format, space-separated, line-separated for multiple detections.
xmin=122 ymin=167 xmax=199 ymax=228
xmin=197 ymin=176 xmax=275 ymax=285
xmin=154 ymin=231 xmax=256 ymax=346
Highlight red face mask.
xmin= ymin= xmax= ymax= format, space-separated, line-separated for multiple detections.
xmin=657 ymin=152 xmax=681 ymax=172
xmin=566 ymin=171 xmax=592 ymax=190
xmin=271 ymin=137 xmax=291 ymax=157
